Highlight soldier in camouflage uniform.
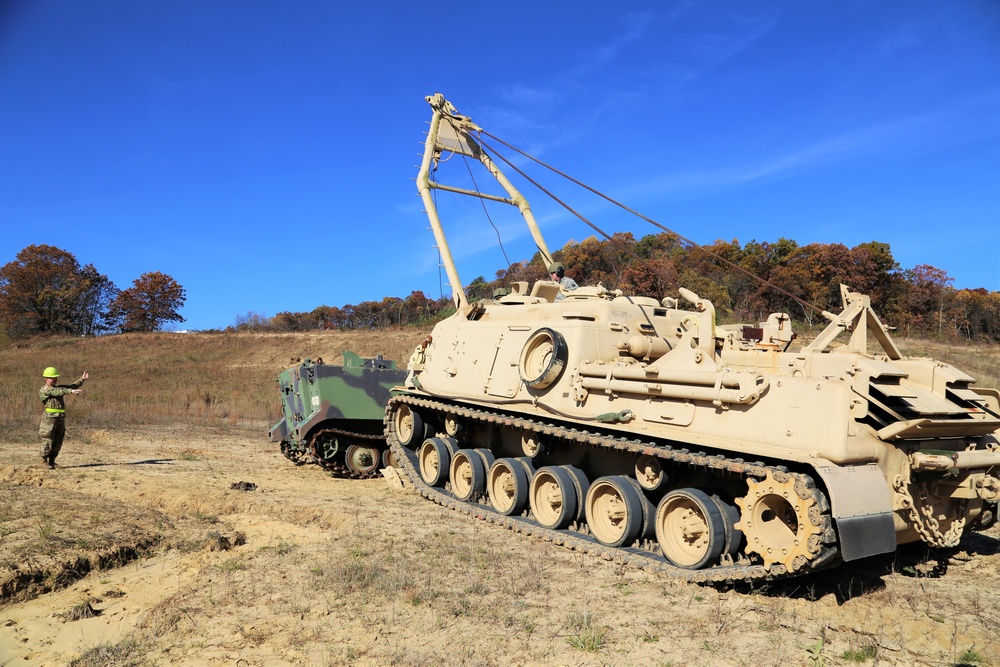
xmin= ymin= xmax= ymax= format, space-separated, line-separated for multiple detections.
xmin=548 ymin=262 xmax=578 ymax=301
xmin=39 ymin=366 xmax=89 ymax=469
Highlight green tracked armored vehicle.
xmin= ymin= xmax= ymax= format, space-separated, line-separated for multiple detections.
xmin=270 ymin=351 xmax=407 ymax=477
xmin=382 ymin=93 xmax=1000 ymax=582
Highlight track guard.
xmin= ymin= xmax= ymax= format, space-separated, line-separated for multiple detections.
xmin=813 ymin=463 xmax=896 ymax=562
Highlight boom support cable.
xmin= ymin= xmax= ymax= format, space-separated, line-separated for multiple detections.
xmin=477 ymin=137 xmax=655 ymax=285
xmin=460 ymin=153 xmax=512 ymax=269
xmin=480 ymin=129 xmax=824 ymax=317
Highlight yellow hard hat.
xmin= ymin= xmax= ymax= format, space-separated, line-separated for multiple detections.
xmin=43 ymin=366 xmax=60 ymax=378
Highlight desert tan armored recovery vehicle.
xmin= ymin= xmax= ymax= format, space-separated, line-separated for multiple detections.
xmin=384 ymin=93 xmax=1000 ymax=582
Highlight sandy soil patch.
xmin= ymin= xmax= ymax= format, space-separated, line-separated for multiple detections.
xmin=0 ymin=426 xmax=997 ymax=666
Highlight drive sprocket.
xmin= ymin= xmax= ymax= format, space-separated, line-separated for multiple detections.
xmin=735 ymin=470 xmax=826 ymax=572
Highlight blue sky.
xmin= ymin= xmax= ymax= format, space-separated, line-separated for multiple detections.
xmin=1 ymin=1 xmax=997 ymax=330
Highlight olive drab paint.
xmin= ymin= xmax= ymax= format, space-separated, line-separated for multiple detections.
xmin=270 ymin=352 xmax=407 ymax=474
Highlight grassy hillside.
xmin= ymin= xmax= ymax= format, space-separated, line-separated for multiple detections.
xmin=1 ymin=327 xmax=996 ymax=441
xmin=0 ymin=328 xmax=426 ymax=439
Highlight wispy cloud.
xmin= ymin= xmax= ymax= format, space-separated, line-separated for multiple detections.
xmin=481 ymin=11 xmax=658 ymax=153
xmin=484 ymin=7 xmax=784 ymax=168
xmin=573 ymin=11 xmax=652 ymax=74
xmin=621 ymin=96 xmax=1000 ymax=203
xmin=660 ymin=10 xmax=782 ymax=93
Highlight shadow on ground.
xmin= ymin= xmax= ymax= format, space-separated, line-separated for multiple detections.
xmin=720 ymin=531 xmax=1000 ymax=605
xmin=67 ymin=459 xmax=176 ymax=468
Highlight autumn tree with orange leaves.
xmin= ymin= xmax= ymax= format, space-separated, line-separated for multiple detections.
xmin=0 ymin=244 xmax=118 ymax=337
xmin=108 ymin=272 xmax=187 ymax=333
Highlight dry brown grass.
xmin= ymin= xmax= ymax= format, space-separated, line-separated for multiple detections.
xmin=1 ymin=326 xmax=998 ymax=665
xmin=894 ymin=337 xmax=1000 ymax=389
xmin=0 ymin=425 xmax=996 ymax=666
xmin=791 ymin=322 xmax=1000 ymax=389
xmin=0 ymin=482 xmax=168 ymax=605
xmin=0 ymin=328 xmax=426 ymax=439
xmin=1 ymin=328 xmax=994 ymax=443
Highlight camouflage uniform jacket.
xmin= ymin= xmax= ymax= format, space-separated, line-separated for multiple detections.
xmin=554 ymin=276 xmax=579 ymax=301
xmin=40 ymin=376 xmax=87 ymax=418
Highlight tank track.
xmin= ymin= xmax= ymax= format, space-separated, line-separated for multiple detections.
xmin=385 ymin=394 xmax=839 ymax=583
xmin=279 ymin=441 xmax=311 ymax=466
xmin=307 ymin=427 xmax=386 ymax=480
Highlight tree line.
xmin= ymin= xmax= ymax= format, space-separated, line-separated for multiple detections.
xmin=233 ymin=289 xmax=452 ymax=333
xmin=7 ymin=236 xmax=992 ymax=343
xmin=0 ymin=244 xmax=186 ymax=338
xmin=236 ymin=232 xmax=998 ymax=342
xmin=492 ymin=233 xmax=1000 ymax=341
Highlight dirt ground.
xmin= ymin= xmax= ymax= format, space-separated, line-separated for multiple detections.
xmin=0 ymin=426 xmax=997 ymax=667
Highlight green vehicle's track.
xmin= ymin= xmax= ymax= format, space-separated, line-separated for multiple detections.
xmin=282 ymin=426 xmax=387 ymax=479
xmin=385 ymin=395 xmax=841 ymax=583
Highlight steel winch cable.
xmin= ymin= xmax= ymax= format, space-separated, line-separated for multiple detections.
xmin=478 ymin=129 xmax=825 ymax=317
xmin=426 ymin=116 xmax=513 ymax=282
xmin=460 ymin=151 xmax=512 ymax=269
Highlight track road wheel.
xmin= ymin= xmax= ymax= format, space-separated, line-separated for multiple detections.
xmin=487 ymin=458 xmax=530 ymax=516
xmin=655 ymin=488 xmax=726 ymax=569
xmin=450 ymin=449 xmax=487 ymax=501
xmin=345 ymin=444 xmax=380 ymax=475
xmin=521 ymin=431 xmax=548 ymax=458
xmin=562 ymin=466 xmax=590 ymax=524
xmin=515 ymin=457 xmax=536 ymax=480
xmin=443 ymin=415 xmax=462 ymax=437
xmin=635 ymin=454 xmax=667 ymax=491
xmin=529 ymin=467 xmax=578 ymax=529
xmin=310 ymin=431 xmax=341 ymax=466
xmin=711 ymin=495 xmax=743 ymax=561
xmin=735 ymin=471 xmax=824 ymax=572
xmin=394 ymin=404 xmax=425 ymax=448
xmin=627 ymin=477 xmax=657 ymax=540
xmin=381 ymin=448 xmax=399 ymax=469
xmin=585 ymin=476 xmax=644 ymax=547
xmin=473 ymin=448 xmax=495 ymax=471
xmin=418 ymin=438 xmax=452 ymax=487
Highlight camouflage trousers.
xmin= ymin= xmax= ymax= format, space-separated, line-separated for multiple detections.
xmin=39 ymin=416 xmax=66 ymax=462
